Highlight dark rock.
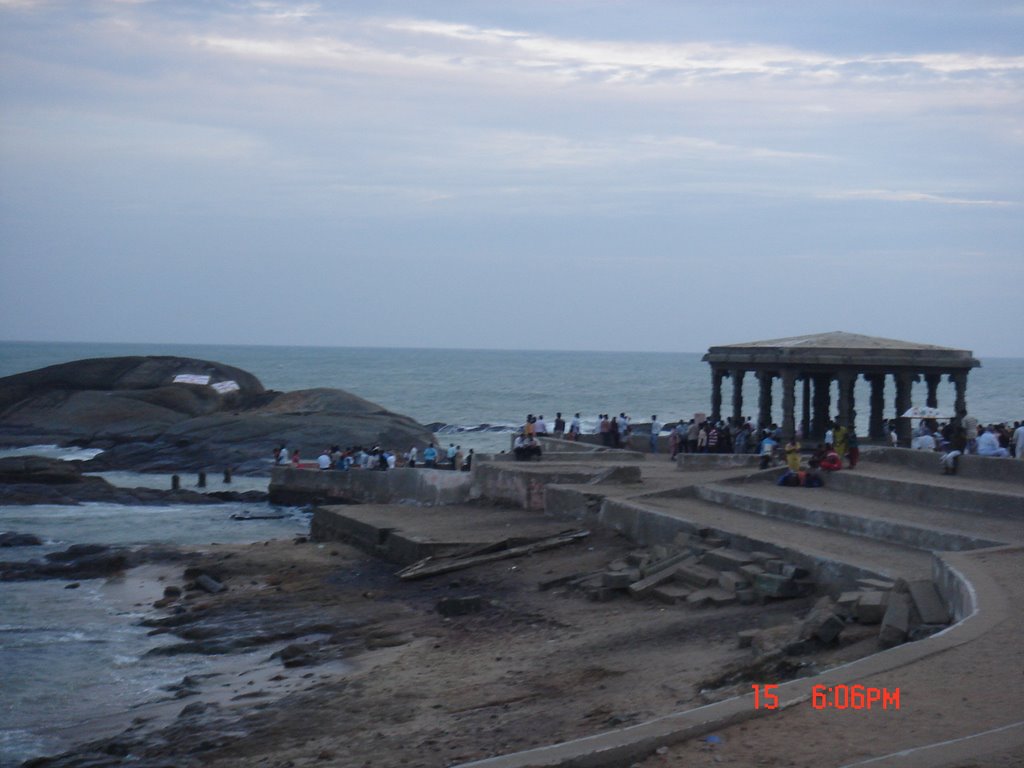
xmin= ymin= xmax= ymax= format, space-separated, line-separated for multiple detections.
xmin=436 ymin=595 xmax=484 ymax=617
xmin=195 ymin=574 xmax=225 ymax=594
xmin=0 ymin=455 xmax=83 ymax=484
xmin=0 ymin=531 xmax=43 ymax=546
xmin=271 ymin=643 xmax=318 ymax=668
xmin=0 ymin=355 xmax=435 ymax=474
xmin=46 ymin=543 xmax=109 ymax=561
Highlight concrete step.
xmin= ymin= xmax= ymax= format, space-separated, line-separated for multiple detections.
xmin=693 ymin=483 xmax=1012 ymax=552
xmin=612 ymin=496 xmax=934 ymax=586
xmin=822 ymin=465 xmax=1024 ymax=520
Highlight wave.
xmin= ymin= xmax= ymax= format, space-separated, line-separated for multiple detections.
xmin=426 ymin=422 xmax=520 ymax=435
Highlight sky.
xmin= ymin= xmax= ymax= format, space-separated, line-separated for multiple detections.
xmin=1 ymin=1 xmax=1022 ymax=357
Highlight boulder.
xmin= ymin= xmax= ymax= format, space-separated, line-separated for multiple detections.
xmin=0 ymin=357 xmax=436 ymax=473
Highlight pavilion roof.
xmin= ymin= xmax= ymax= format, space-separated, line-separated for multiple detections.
xmin=703 ymin=331 xmax=979 ymax=370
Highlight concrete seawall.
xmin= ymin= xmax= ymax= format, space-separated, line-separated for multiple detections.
xmin=269 ymin=466 xmax=474 ymax=506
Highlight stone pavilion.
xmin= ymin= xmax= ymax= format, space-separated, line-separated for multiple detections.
xmin=702 ymin=331 xmax=980 ymax=443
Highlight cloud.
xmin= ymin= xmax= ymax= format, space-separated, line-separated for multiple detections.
xmin=817 ymin=189 xmax=1016 ymax=207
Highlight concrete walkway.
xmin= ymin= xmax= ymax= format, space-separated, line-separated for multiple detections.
xmin=452 ymin=451 xmax=1024 ymax=768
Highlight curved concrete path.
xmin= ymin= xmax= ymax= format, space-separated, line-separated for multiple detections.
xmin=453 ymin=453 xmax=1024 ymax=768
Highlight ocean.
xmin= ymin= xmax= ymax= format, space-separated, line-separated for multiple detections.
xmin=1 ymin=341 xmax=1021 ymax=456
xmin=0 ymin=340 xmax=1021 ymax=764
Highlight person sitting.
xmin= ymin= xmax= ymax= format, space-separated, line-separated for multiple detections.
xmin=514 ymin=435 xmax=542 ymax=461
xmin=976 ymin=426 xmax=1010 ymax=458
xmin=819 ymin=448 xmax=842 ymax=471
xmin=317 ymin=449 xmax=331 ymax=470
xmin=784 ymin=437 xmax=801 ymax=472
xmin=758 ymin=432 xmax=777 ymax=469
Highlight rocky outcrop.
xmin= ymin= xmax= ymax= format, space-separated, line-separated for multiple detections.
xmin=0 ymin=356 xmax=435 ymax=474
xmin=0 ymin=456 xmax=268 ymax=505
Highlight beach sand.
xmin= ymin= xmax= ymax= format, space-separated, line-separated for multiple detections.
xmin=28 ymin=527 xmax=894 ymax=768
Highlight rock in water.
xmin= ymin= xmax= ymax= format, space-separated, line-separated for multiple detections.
xmin=0 ymin=356 xmax=436 ymax=472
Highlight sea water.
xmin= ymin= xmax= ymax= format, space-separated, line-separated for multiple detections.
xmin=0 ymin=489 xmax=307 ymax=765
xmin=0 ymin=341 xmax=1021 ymax=763
xmin=1 ymin=341 xmax=1020 ymax=456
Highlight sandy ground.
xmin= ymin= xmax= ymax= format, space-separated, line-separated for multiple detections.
xmin=30 ymin=528 xmax=886 ymax=768
xmin=634 ymin=547 xmax=1024 ymax=768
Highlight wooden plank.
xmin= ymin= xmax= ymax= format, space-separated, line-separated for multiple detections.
xmin=396 ymin=529 xmax=590 ymax=580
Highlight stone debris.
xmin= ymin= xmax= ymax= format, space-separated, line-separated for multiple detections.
xmin=878 ymin=592 xmax=913 ymax=647
xmin=577 ymin=533 xmax=818 ymax=608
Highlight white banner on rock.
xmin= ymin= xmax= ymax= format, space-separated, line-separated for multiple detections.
xmin=212 ymin=380 xmax=241 ymax=394
xmin=173 ymin=374 xmax=211 ymax=385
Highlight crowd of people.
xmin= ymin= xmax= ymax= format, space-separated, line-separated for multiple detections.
xmin=273 ymin=412 xmax=1022 ymax=477
xmin=272 ymin=443 xmax=474 ymax=472
xmin=906 ymin=417 xmax=1024 ymax=474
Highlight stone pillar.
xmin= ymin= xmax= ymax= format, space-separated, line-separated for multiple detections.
xmin=925 ymin=374 xmax=941 ymax=409
xmin=781 ymin=369 xmax=797 ymax=440
xmin=711 ymin=367 xmax=726 ymax=423
xmin=894 ymin=371 xmax=915 ymax=445
xmin=866 ymin=373 xmax=886 ymax=440
xmin=756 ymin=370 xmax=774 ymax=430
xmin=811 ymin=373 xmax=832 ymax=439
xmin=801 ymin=376 xmax=811 ymax=439
xmin=837 ymin=370 xmax=857 ymax=428
xmin=950 ymin=371 xmax=968 ymax=427
xmin=730 ymin=368 xmax=745 ymax=425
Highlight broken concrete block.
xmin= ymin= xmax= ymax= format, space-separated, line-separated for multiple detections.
xmin=740 ymin=563 xmax=765 ymax=580
xmin=737 ymin=629 xmax=759 ymax=648
xmin=651 ymin=584 xmax=692 ymax=605
xmin=639 ymin=551 xmax=693 ymax=578
xmin=764 ymin=559 xmax=786 ymax=575
xmin=736 ymin=588 xmax=757 ymax=605
xmin=905 ymin=579 xmax=950 ymax=626
xmin=607 ymin=559 xmax=630 ymax=572
xmin=754 ymin=573 xmax=801 ymax=599
xmin=602 ymin=571 xmax=636 ymax=589
xmin=703 ymin=536 xmax=728 ymax=549
xmin=702 ymin=548 xmax=754 ymax=571
xmin=675 ymin=563 xmax=720 ymax=589
xmin=858 ymin=577 xmax=895 ymax=591
xmin=629 ymin=566 xmax=681 ymax=598
xmin=585 ymin=587 xmax=618 ymax=603
xmin=749 ymin=550 xmax=777 ymax=564
xmin=436 ymin=595 xmax=484 ymax=617
xmin=718 ymin=570 xmax=750 ymax=594
xmin=781 ymin=563 xmax=810 ymax=579
xmin=855 ymin=591 xmax=889 ymax=624
xmin=687 ymin=587 xmax=736 ymax=608
xmin=879 ymin=592 xmax=912 ymax=647
xmin=800 ymin=608 xmax=845 ymax=644
xmin=626 ymin=550 xmax=651 ymax=568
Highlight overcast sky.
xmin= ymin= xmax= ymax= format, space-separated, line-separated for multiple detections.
xmin=1 ymin=1 xmax=1021 ymax=356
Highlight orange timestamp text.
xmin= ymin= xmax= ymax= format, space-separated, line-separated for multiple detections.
xmin=752 ymin=684 xmax=900 ymax=710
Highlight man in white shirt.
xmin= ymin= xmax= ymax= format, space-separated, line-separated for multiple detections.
xmin=1013 ymin=423 xmax=1024 ymax=460
xmin=649 ymin=415 xmax=662 ymax=453
xmin=317 ymin=449 xmax=331 ymax=470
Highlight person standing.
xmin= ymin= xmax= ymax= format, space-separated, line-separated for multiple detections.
xmin=1013 ymin=422 xmax=1024 ymax=460
xmin=847 ymin=429 xmax=860 ymax=468
xmin=784 ymin=436 xmax=801 ymax=472
xmin=553 ymin=413 xmax=566 ymax=439
xmin=569 ymin=413 xmax=581 ymax=441
xmin=649 ymin=415 xmax=662 ymax=453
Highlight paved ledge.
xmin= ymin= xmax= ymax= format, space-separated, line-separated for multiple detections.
xmin=453 ymin=546 xmax=1019 ymax=768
